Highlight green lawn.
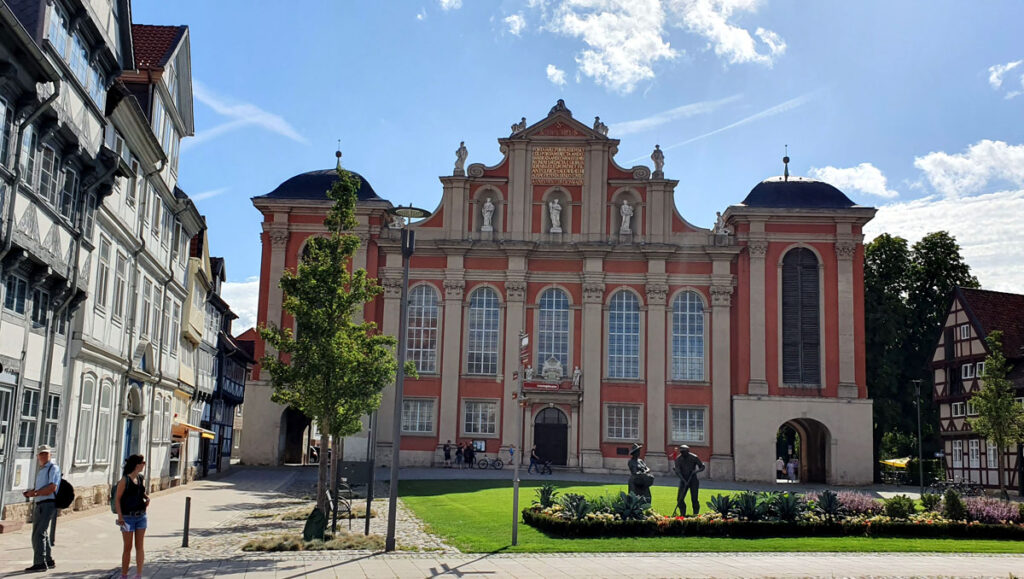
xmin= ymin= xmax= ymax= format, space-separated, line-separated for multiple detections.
xmin=399 ymin=480 xmax=1024 ymax=554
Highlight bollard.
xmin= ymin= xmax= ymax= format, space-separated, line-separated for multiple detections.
xmin=182 ymin=496 xmax=191 ymax=547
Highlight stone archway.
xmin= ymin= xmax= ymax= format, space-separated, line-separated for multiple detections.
xmin=534 ymin=407 xmax=569 ymax=466
xmin=779 ymin=418 xmax=831 ymax=484
xmin=280 ymin=407 xmax=311 ymax=465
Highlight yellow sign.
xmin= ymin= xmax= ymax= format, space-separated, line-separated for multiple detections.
xmin=531 ymin=146 xmax=585 ymax=185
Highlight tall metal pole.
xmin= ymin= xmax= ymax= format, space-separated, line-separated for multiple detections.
xmin=385 ymin=228 xmax=413 ymax=552
xmin=364 ymin=410 xmax=376 ymax=536
xmin=914 ymin=379 xmax=924 ymax=496
xmin=512 ymin=332 xmax=527 ymax=546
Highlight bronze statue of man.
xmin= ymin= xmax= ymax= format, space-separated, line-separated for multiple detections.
xmin=627 ymin=442 xmax=654 ymax=504
xmin=674 ymin=444 xmax=705 ymax=516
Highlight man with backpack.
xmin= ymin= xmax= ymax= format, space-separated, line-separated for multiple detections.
xmin=23 ymin=445 xmax=62 ymax=572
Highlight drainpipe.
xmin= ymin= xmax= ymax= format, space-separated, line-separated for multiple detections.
xmin=144 ymin=272 xmax=172 ymax=490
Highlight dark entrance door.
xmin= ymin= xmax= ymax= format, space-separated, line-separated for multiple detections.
xmin=534 ymin=408 xmax=568 ymax=466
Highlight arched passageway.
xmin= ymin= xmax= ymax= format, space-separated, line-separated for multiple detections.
xmin=534 ymin=407 xmax=568 ymax=466
xmin=777 ymin=418 xmax=831 ymax=484
xmin=280 ymin=407 xmax=311 ymax=464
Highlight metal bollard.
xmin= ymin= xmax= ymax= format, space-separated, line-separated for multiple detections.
xmin=182 ymin=496 xmax=191 ymax=547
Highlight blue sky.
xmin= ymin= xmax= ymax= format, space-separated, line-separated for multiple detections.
xmin=132 ymin=1 xmax=1024 ymax=331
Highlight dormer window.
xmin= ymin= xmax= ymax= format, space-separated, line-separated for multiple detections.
xmin=959 ymin=323 xmax=970 ymax=340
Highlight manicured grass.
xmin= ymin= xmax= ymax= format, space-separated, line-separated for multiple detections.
xmin=399 ymin=480 xmax=1024 ymax=553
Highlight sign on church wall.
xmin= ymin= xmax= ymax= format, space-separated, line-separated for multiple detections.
xmin=531 ymin=146 xmax=585 ymax=186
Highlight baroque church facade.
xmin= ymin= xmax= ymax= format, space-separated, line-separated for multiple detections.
xmin=246 ymin=101 xmax=876 ymax=484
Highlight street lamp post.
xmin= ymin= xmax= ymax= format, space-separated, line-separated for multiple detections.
xmin=512 ymin=332 xmax=528 ymax=546
xmin=912 ymin=379 xmax=924 ymax=497
xmin=385 ymin=205 xmax=431 ymax=553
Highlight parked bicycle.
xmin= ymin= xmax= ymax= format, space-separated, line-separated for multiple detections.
xmin=477 ymin=456 xmax=504 ymax=470
xmin=537 ymin=461 xmax=553 ymax=475
xmin=928 ymin=480 xmax=983 ymax=496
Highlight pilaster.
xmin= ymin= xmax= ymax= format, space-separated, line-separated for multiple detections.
xmin=835 ymin=239 xmax=858 ymax=398
xmin=710 ymin=281 xmax=734 ymax=480
xmin=747 ymin=238 xmax=769 ymax=395
xmin=502 ymin=274 xmax=527 ymax=452
xmin=439 ymin=272 xmax=465 ymax=446
xmin=377 ymin=272 xmax=403 ymax=455
xmin=264 ymin=222 xmax=289 ymax=355
xmin=580 ymin=275 xmax=605 ymax=469
xmin=644 ymin=277 xmax=668 ymax=472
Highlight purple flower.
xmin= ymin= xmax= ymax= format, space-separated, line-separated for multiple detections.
xmin=963 ymin=496 xmax=1021 ymax=524
xmin=836 ymin=491 xmax=883 ymax=515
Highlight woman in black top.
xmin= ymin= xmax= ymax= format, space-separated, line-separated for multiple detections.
xmin=443 ymin=440 xmax=452 ymax=468
xmin=115 ymin=454 xmax=150 ymax=579
xmin=463 ymin=443 xmax=475 ymax=469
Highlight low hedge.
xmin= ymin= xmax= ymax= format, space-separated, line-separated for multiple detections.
xmin=522 ymin=509 xmax=1024 ymax=541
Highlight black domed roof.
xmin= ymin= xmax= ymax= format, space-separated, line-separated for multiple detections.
xmin=258 ymin=169 xmax=383 ymax=202
xmin=740 ymin=176 xmax=856 ymax=209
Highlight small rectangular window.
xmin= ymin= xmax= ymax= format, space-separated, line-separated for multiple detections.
xmin=951 ymin=402 xmax=965 ymax=417
xmin=966 ymin=400 xmax=977 ymax=416
xmin=4 ymin=275 xmax=28 ymax=314
xmin=95 ymin=237 xmax=111 ymax=311
xmin=959 ymin=323 xmax=970 ymax=340
xmin=671 ymin=407 xmax=706 ymax=443
xmin=968 ymin=439 xmax=980 ymax=468
xmin=952 ymin=440 xmax=963 ymax=468
xmin=30 ymin=289 xmax=49 ymax=327
xmin=83 ymin=192 xmax=97 ymax=239
xmin=987 ymin=441 xmax=998 ymax=467
xmin=17 ymin=389 xmax=40 ymax=448
xmin=38 ymin=146 xmax=59 ymax=206
xmin=60 ymin=168 xmax=77 ymax=219
xmin=112 ymin=253 xmax=127 ymax=320
xmin=961 ymin=364 xmax=974 ymax=380
xmin=140 ymin=278 xmax=152 ymax=337
xmin=0 ymin=98 xmax=14 ymax=168
xmin=976 ymin=361 xmax=985 ymax=378
xmin=19 ymin=124 xmax=37 ymax=184
xmin=463 ymin=400 xmax=497 ymax=435
xmin=401 ymin=399 xmax=435 ymax=434
xmin=43 ymin=394 xmax=60 ymax=448
xmin=606 ymin=405 xmax=641 ymax=440
xmin=126 ymin=158 xmax=139 ymax=206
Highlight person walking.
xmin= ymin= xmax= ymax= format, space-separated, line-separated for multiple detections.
xmin=787 ymin=457 xmax=798 ymax=482
xmin=115 ymin=454 xmax=151 ymax=579
xmin=23 ymin=445 xmax=60 ymax=572
xmin=443 ymin=440 xmax=452 ymax=468
xmin=463 ymin=443 xmax=475 ymax=470
xmin=528 ymin=445 xmax=540 ymax=474
xmin=775 ymin=457 xmax=785 ymax=480
xmin=455 ymin=442 xmax=464 ymax=469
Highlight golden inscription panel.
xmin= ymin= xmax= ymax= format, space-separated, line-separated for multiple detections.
xmin=531 ymin=146 xmax=585 ymax=186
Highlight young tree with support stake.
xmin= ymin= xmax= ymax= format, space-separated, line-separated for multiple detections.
xmin=260 ymin=161 xmax=403 ymax=514
xmin=968 ymin=331 xmax=1024 ymax=500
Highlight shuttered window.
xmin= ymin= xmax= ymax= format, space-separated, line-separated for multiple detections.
xmin=781 ymin=248 xmax=820 ymax=386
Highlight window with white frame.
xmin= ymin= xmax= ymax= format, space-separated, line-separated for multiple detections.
xmin=463 ymin=400 xmax=496 ymax=435
xmin=152 ymin=396 xmax=163 ymax=441
xmin=151 ymin=195 xmax=161 ymax=240
xmin=969 ymin=439 xmax=980 ymax=468
xmin=976 ymin=361 xmax=985 ymax=378
xmin=607 ymin=291 xmax=640 ymax=379
xmin=113 ymin=253 xmax=127 ymax=320
xmin=19 ymin=124 xmax=37 ymax=184
xmin=38 ymin=146 xmax=59 ymax=206
xmin=406 ymin=285 xmax=439 ymax=374
xmin=952 ymin=439 xmax=963 ymax=468
xmin=75 ymin=376 xmax=95 ymax=461
xmin=160 ymin=202 xmax=172 ymax=248
xmin=30 ymin=289 xmax=49 ymax=327
xmin=60 ymin=168 xmax=76 ymax=219
xmin=987 ymin=441 xmax=998 ymax=467
xmin=606 ymin=404 xmax=640 ymax=440
xmin=83 ymin=191 xmax=96 ymax=239
xmin=56 ymin=309 xmax=68 ymax=336
xmin=170 ymin=301 xmax=180 ymax=356
xmin=151 ymin=286 xmax=162 ymax=344
xmin=466 ymin=287 xmax=500 ymax=375
xmin=95 ymin=237 xmax=111 ymax=311
xmin=0 ymin=97 xmax=13 ymax=168
xmin=961 ymin=364 xmax=974 ymax=380
xmin=4 ymin=274 xmax=28 ymax=314
xmin=43 ymin=394 xmax=59 ymax=448
xmin=959 ymin=323 xmax=970 ymax=339
xmin=951 ymin=402 xmax=965 ymax=417
xmin=538 ymin=288 xmax=570 ymax=376
xmin=671 ymin=407 xmax=706 ymax=443
xmin=163 ymin=396 xmax=172 ymax=442
xmin=126 ymin=158 xmax=139 ymax=206
xmin=966 ymin=400 xmax=977 ymax=416
xmin=140 ymin=278 xmax=152 ymax=337
xmin=672 ymin=291 xmax=705 ymax=381
xmin=160 ymin=296 xmax=171 ymax=351
xmin=95 ymin=382 xmax=112 ymax=462
xmin=17 ymin=388 xmax=39 ymax=448
xmin=47 ymin=3 xmax=105 ymax=108
xmin=140 ymin=182 xmax=150 ymax=230
xmin=401 ymin=399 xmax=435 ymax=434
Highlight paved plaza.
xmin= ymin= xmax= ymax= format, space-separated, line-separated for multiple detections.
xmin=1 ymin=467 xmax=1020 ymax=578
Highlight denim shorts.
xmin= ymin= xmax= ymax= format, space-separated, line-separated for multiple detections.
xmin=122 ymin=513 xmax=148 ymax=532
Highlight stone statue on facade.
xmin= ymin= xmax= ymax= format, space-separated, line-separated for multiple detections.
xmin=548 ymin=198 xmax=563 ymax=233
xmin=454 ymin=141 xmax=468 ymax=176
xmin=673 ymin=444 xmax=706 ymax=516
xmin=571 ymin=366 xmax=582 ymax=387
xmin=541 ymin=356 xmax=563 ymax=381
xmin=593 ymin=116 xmax=608 ymax=136
xmin=627 ymin=442 xmax=654 ymax=504
xmin=619 ymin=200 xmax=634 ymax=234
xmin=524 ymin=365 xmax=534 ymax=380
xmin=388 ymin=213 xmax=404 ymax=229
xmin=713 ymin=211 xmax=730 ymax=235
xmin=481 ymin=198 xmax=495 ymax=232
xmin=651 ymin=144 xmax=664 ymax=177
xmin=511 ymin=117 xmax=527 ymax=133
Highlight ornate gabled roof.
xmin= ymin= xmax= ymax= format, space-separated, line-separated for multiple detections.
xmin=506 ymin=99 xmax=611 ymax=141
xmin=958 ymin=287 xmax=1024 ymax=360
xmin=131 ymin=24 xmax=185 ymax=70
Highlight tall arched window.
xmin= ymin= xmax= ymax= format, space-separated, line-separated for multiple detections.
xmin=75 ymin=375 xmax=95 ymax=462
xmin=782 ymin=248 xmax=820 ymax=386
xmin=672 ymin=291 xmax=705 ymax=381
xmin=607 ymin=290 xmax=640 ymax=379
xmin=406 ymin=285 xmax=440 ymax=374
xmin=537 ymin=288 xmax=570 ymax=376
xmin=467 ymin=287 xmax=500 ymax=375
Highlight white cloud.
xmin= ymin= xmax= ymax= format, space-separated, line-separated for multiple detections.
xmin=611 ymin=93 xmax=741 ymax=136
xmin=186 ymin=80 xmax=307 ymax=151
xmin=987 ymin=60 xmax=1021 ymax=89
xmin=191 ymin=187 xmax=229 ymax=202
xmin=913 ymin=140 xmax=1024 ymax=198
xmin=548 ymin=0 xmax=677 ymax=94
xmin=439 ymin=0 xmax=463 ymax=10
xmin=865 ymin=189 xmax=1024 ymax=293
xmin=221 ymin=276 xmax=260 ymax=334
xmin=546 ymin=64 xmax=567 ymax=86
xmin=505 ymin=13 xmax=526 ymax=35
xmin=808 ymin=163 xmax=898 ymax=199
xmin=416 ymin=8 xmax=427 ymax=20
xmin=667 ymin=0 xmax=785 ymax=66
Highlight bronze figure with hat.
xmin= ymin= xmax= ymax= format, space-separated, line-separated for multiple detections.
xmin=673 ymin=444 xmax=705 ymax=516
xmin=626 ymin=442 xmax=654 ymax=504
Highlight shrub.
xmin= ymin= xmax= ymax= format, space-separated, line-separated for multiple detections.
xmin=814 ymin=490 xmax=842 ymax=521
xmin=612 ymin=492 xmax=647 ymax=521
xmin=735 ymin=491 xmax=769 ymax=521
xmin=534 ymin=484 xmax=559 ymax=508
xmin=920 ymin=492 xmax=942 ymax=512
xmin=837 ymin=491 xmax=882 ymax=515
xmin=772 ymin=492 xmax=805 ymax=522
xmin=587 ymin=493 xmax=616 ymax=513
xmin=963 ymin=496 xmax=1021 ymax=524
xmin=942 ymin=489 xmax=968 ymax=521
xmin=559 ymin=493 xmax=589 ymax=520
xmin=706 ymin=494 xmax=735 ymax=518
xmin=883 ymin=494 xmax=915 ymax=520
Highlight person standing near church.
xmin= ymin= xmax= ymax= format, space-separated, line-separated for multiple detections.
xmin=23 ymin=445 xmax=60 ymax=572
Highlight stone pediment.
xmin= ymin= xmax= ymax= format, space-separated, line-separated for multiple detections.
xmin=536 ymin=121 xmax=588 ymax=138
xmin=511 ymin=99 xmax=608 ymax=141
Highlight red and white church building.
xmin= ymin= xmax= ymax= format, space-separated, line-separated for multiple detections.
xmin=241 ymin=101 xmax=876 ymax=484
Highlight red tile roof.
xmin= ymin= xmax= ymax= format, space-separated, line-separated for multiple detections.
xmin=959 ymin=287 xmax=1024 ymax=359
xmin=131 ymin=24 xmax=185 ymax=70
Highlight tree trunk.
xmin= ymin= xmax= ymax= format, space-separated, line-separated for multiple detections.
xmin=330 ymin=434 xmax=340 ymax=501
xmin=317 ymin=430 xmax=330 ymax=513
xmin=998 ymin=444 xmax=1009 ymax=501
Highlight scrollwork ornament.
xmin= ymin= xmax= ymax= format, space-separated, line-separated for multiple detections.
xmin=267 ymin=228 xmax=289 ymax=249
xmin=645 ymin=283 xmax=668 ymax=306
xmin=747 ymin=240 xmax=768 ymax=258
xmin=505 ymin=280 xmax=527 ymax=302
xmin=467 ymin=163 xmax=485 ymax=178
xmin=382 ymin=277 xmax=403 ymax=299
xmin=631 ymin=166 xmax=651 ymax=180
xmin=835 ymin=241 xmax=857 ymax=261
xmin=710 ymin=285 xmax=733 ymax=307
xmin=443 ymin=279 xmax=466 ymax=300
xmin=583 ymin=282 xmax=605 ymax=304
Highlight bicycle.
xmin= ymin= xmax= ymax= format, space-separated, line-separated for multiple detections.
xmin=928 ymin=480 xmax=983 ymax=497
xmin=477 ymin=456 xmax=504 ymax=470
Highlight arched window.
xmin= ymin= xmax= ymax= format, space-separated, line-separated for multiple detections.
xmin=466 ymin=287 xmax=500 ymax=375
xmin=782 ymin=248 xmax=820 ymax=386
xmin=607 ymin=290 xmax=640 ymax=379
xmin=672 ymin=291 xmax=705 ymax=381
xmin=406 ymin=285 xmax=440 ymax=374
xmin=75 ymin=375 xmax=95 ymax=462
xmin=95 ymin=381 xmax=113 ymax=462
xmin=152 ymin=395 xmax=163 ymax=442
xmin=537 ymin=289 xmax=570 ymax=376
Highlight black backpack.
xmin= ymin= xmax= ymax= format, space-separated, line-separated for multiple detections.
xmin=49 ymin=464 xmax=75 ymax=509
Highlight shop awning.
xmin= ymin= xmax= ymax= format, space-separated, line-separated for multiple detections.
xmin=879 ymin=457 xmax=911 ymax=469
xmin=172 ymin=422 xmax=215 ymax=440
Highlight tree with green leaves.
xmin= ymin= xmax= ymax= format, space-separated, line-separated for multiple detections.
xmin=968 ymin=331 xmax=1024 ymax=500
xmin=260 ymin=166 xmax=401 ymax=512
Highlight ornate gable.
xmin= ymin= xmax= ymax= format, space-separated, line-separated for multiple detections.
xmin=510 ymin=99 xmax=608 ymax=142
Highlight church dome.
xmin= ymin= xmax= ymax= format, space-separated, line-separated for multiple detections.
xmin=259 ymin=169 xmax=383 ymax=202
xmin=740 ymin=176 xmax=856 ymax=209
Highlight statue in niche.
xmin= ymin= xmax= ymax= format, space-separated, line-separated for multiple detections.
xmin=619 ymin=200 xmax=634 ymax=234
xmin=481 ymin=198 xmax=495 ymax=232
xmin=524 ymin=365 xmax=534 ymax=380
xmin=651 ymin=144 xmax=664 ymax=176
xmin=571 ymin=366 xmax=582 ymax=387
xmin=593 ymin=116 xmax=608 ymax=135
xmin=454 ymin=141 xmax=468 ymax=175
xmin=548 ymin=198 xmax=563 ymax=233
xmin=541 ymin=356 xmax=563 ymax=381
xmin=511 ymin=117 xmax=527 ymax=133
